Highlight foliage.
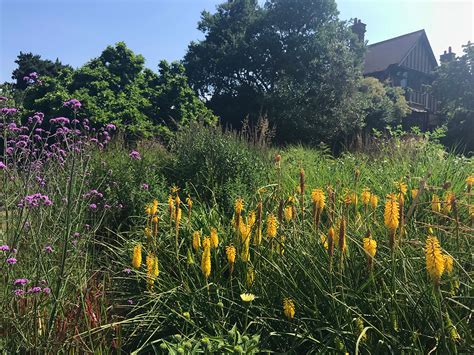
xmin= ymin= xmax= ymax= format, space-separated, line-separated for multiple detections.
xmin=20 ymin=42 xmax=216 ymax=138
xmin=431 ymin=42 xmax=474 ymax=154
xmin=169 ymin=121 xmax=270 ymax=212
xmin=184 ymin=0 xmax=366 ymax=145
xmin=11 ymin=52 xmax=70 ymax=90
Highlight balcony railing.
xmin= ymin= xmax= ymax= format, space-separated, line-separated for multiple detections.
xmin=408 ymin=91 xmax=437 ymax=113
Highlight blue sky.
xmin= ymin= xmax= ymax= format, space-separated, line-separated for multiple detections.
xmin=1 ymin=0 xmax=472 ymax=82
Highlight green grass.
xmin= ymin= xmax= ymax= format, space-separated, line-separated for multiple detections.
xmin=1 ymin=133 xmax=473 ymax=353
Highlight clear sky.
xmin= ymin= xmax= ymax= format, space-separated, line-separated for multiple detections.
xmin=1 ymin=0 xmax=472 ymax=82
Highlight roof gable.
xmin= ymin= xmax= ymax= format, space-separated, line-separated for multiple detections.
xmin=363 ymin=30 xmax=437 ymax=75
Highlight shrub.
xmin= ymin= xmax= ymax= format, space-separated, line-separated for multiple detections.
xmin=169 ymin=122 xmax=270 ymax=211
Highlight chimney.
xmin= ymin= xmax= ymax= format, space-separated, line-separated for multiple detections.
xmin=351 ymin=18 xmax=366 ymax=43
xmin=440 ymin=46 xmax=456 ymax=63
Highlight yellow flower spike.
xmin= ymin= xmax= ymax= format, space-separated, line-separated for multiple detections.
xmin=171 ymin=185 xmax=179 ymax=194
xmin=443 ymin=192 xmax=455 ymax=214
xmin=444 ymin=254 xmax=454 ymax=274
xmin=311 ymin=189 xmax=326 ymax=210
xmin=175 ymin=208 xmax=182 ymax=226
xmin=361 ymin=188 xmax=371 ymax=206
xmin=186 ymin=196 xmax=193 ymax=209
xmin=151 ymin=199 xmax=158 ymax=216
xmin=370 ymin=194 xmax=379 ymax=209
xmin=363 ymin=236 xmax=377 ymax=258
xmin=132 ymin=244 xmax=142 ymax=269
xmin=145 ymin=204 xmax=152 ymax=216
xmin=266 ymin=214 xmax=278 ymax=239
xmin=226 ymin=245 xmax=236 ymax=274
xmin=168 ymin=195 xmax=175 ymax=222
xmin=202 ymin=236 xmax=211 ymax=250
xmin=395 ymin=180 xmax=407 ymax=195
xmin=239 ymin=223 xmax=251 ymax=242
xmin=210 ymin=227 xmax=219 ymax=248
xmin=425 ymin=235 xmax=445 ymax=285
xmin=284 ymin=206 xmax=293 ymax=222
xmin=234 ymin=198 xmax=244 ymax=215
xmin=283 ymin=298 xmax=295 ymax=320
xmin=192 ymin=231 xmax=201 ymax=251
xmin=201 ymin=242 xmax=211 ymax=279
xmin=411 ymin=189 xmax=419 ymax=199
xmin=384 ymin=194 xmax=400 ymax=231
xmin=431 ymin=194 xmax=441 ymax=213
xmin=175 ymin=195 xmax=181 ymax=208
xmin=246 ymin=267 xmax=255 ymax=287
xmin=144 ymin=227 xmax=151 ymax=238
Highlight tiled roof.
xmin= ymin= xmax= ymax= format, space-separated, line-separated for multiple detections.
xmin=363 ymin=30 xmax=425 ymax=75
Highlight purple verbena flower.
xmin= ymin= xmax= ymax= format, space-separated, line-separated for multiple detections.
xmin=6 ymin=257 xmax=17 ymax=265
xmin=14 ymin=278 xmax=29 ymax=286
xmin=123 ymin=268 xmax=131 ymax=274
xmin=0 ymin=245 xmax=10 ymax=251
xmin=106 ymin=123 xmax=116 ymax=131
xmin=44 ymin=245 xmax=53 ymax=253
xmin=63 ymin=99 xmax=82 ymax=109
xmin=141 ymin=183 xmax=149 ymax=190
xmin=14 ymin=289 xmax=25 ymax=296
xmin=129 ymin=150 xmax=141 ymax=160
xmin=43 ymin=287 xmax=51 ymax=295
xmin=89 ymin=203 xmax=97 ymax=210
xmin=28 ymin=286 xmax=42 ymax=294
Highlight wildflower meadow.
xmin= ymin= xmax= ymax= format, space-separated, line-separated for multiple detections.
xmin=1 ymin=95 xmax=473 ymax=353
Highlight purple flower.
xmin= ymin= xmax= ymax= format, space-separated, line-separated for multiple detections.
xmin=0 ymin=96 xmax=8 ymax=101
xmin=71 ymin=240 xmax=78 ymax=247
xmin=0 ymin=245 xmax=10 ymax=251
xmin=19 ymin=193 xmax=53 ymax=208
xmin=73 ymin=232 xmax=81 ymax=238
xmin=129 ymin=150 xmax=141 ymax=160
xmin=6 ymin=257 xmax=17 ymax=265
xmin=14 ymin=289 xmax=25 ymax=296
xmin=141 ymin=183 xmax=149 ymax=190
xmin=14 ymin=278 xmax=29 ymax=286
xmin=44 ymin=245 xmax=53 ymax=253
xmin=63 ymin=99 xmax=82 ymax=109
xmin=28 ymin=286 xmax=42 ymax=294
xmin=29 ymin=72 xmax=38 ymax=79
xmin=123 ymin=268 xmax=131 ymax=274
xmin=43 ymin=287 xmax=51 ymax=295
xmin=1 ymin=108 xmax=18 ymax=115
xmin=89 ymin=203 xmax=97 ymax=210
xmin=127 ymin=299 xmax=134 ymax=305
xmin=49 ymin=117 xmax=70 ymax=125
xmin=0 ymin=162 xmax=6 ymax=170
xmin=106 ymin=123 xmax=117 ymax=131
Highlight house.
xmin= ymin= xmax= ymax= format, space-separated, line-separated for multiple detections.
xmin=352 ymin=19 xmax=455 ymax=129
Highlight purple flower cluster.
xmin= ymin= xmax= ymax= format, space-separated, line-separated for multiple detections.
xmin=14 ymin=278 xmax=29 ymax=286
xmin=1 ymin=107 xmax=18 ymax=115
xmin=84 ymin=189 xmax=104 ymax=199
xmin=27 ymin=112 xmax=44 ymax=125
xmin=6 ymin=257 xmax=17 ymax=265
xmin=44 ymin=245 xmax=54 ymax=253
xmin=0 ymin=244 xmax=10 ymax=251
xmin=49 ymin=117 xmax=70 ymax=125
xmin=63 ymin=98 xmax=82 ymax=110
xmin=18 ymin=193 xmax=53 ymax=208
xmin=129 ymin=150 xmax=141 ymax=160
xmin=0 ymin=161 xmax=6 ymax=170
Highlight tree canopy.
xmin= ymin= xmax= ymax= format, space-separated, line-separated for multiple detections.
xmin=431 ymin=42 xmax=474 ymax=153
xmin=184 ymin=0 xmax=366 ymax=145
xmin=21 ymin=42 xmax=216 ymax=137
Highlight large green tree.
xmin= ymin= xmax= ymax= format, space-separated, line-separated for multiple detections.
xmin=22 ymin=42 xmax=216 ymax=137
xmin=184 ymin=0 xmax=365 ymax=145
xmin=431 ymin=42 xmax=474 ymax=153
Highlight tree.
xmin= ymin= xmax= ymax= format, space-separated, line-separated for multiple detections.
xmin=12 ymin=52 xmax=70 ymax=90
xmin=184 ymin=0 xmax=365 ymax=145
xmin=431 ymin=42 xmax=474 ymax=153
xmin=22 ymin=42 xmax=216 ymax=138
